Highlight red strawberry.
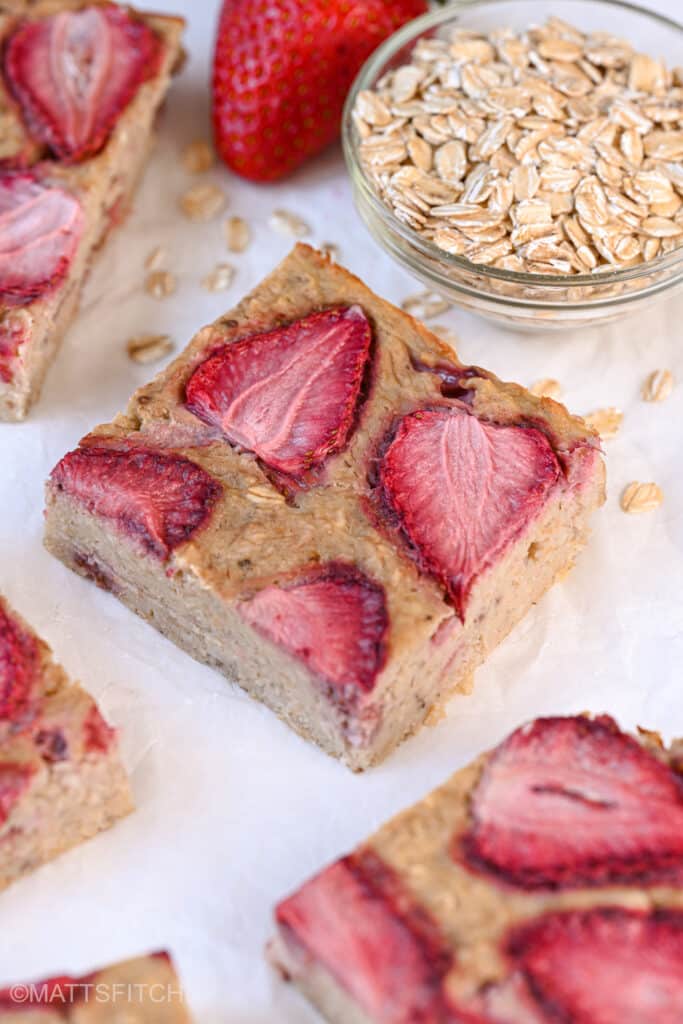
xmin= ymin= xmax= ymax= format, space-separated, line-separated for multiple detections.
xmin=0 ymin=173 xmax=84 ymax=308
xmin=50 ymin=444 xmax=222 ymax=559
xmin=460 ymin=715 xmax=683 ymax=889
xmin=82 ymin=704 xmax=116 ymax=755
xmin=238 ymin=563 xmax=387 ymax=699
xmin=212 ymin=0 xmax=427 ymax=181
xmin=34 ymin=727 xmax=69 ymax=763
xmin=0 ymin=761 xmax=36 ymax=825
xmin=0 ymin=311 xmax=30 ymax=384
xmin=276 ymin=849 xmax=453 ymax=1023
xmin=4 ymin=6 xmax=162 ymax=163
xmin=185 ymin=306 xmax=372 ymax=479
xmin=508 ymin=908 xmax=683 ymax=1024
xmin=377 ymin=408 xmax=559 ymax=620
xmin=0 ymin=599 xmax=39 ymax=728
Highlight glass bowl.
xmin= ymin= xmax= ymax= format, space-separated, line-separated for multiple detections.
xmin=342 ymin=0 xmax=683 ymax=331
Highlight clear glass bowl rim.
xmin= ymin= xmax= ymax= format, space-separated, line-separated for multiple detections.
xmin=341 ymin=0 xmax=683 ymax=293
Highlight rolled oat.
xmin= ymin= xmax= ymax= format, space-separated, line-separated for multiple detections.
xmin=126 ymin=334 xmax=174 ymax=364
xmin=583 ymin=406 xmax=623 ymax=439
xmin=641 ymin=369 xmax=674 ymax=402
xmin=620 ymin=481 xmax=663 ymax=514
xmin=354 ymin=18 xmax=683 ymax=275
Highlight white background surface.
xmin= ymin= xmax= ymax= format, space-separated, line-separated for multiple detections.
xmin=1 ymin=0 xmax=682 ymax=1019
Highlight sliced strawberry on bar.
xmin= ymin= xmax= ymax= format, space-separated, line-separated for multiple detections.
xmin=378 ymin=408 xmax=560 ymax=619
xmin=238 ymin=563 xmax=387 ymax=699
xmin=50 ymin=444 xmax=222 ymax=559
xmin=461 ymin=715 xmax=683 ymax=889
xmin=508 ymin=908 xmax=683 ymax=1024
xmin=4 ymin=6 xmax=162 ymax=163
xmin=0 ymin=761 xmax=36 ymax=825
xmin=0 ymin=599 xmax=39 ymax=728
xmin=276 ymin=849 xmax=453 ymax=1023
xmin=185 ymin=306 xmax=372 ymax=479
xmin=0 ymin=174 xmax=83 ymax=306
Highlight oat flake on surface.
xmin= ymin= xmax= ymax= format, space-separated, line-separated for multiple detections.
xmin=583 ymin=407 xmax=623 ymax=440
xmin=529 ymin=378 xmax=562 ymax=400
xmin=224 ymin=216 xmax=251 ymax=252
xmin=620 ymin=481 xmax=664 ymax=514
xmin=401 ymin=290 xmax=452 ymax=319
xmin=431 ymin=323 xmax=460 ymax=348
xmin=268 ymin=209 xmax=311 ymax=238
xmin=180 ymin=183 xmax=226 ymax=221
xmin=642 ymin=369 xmax=675 ymax=402
xmin=182 ymin=140 xmax=215 ymax=174
xmin=126 ymin=334 xmax=174 ymax=364
xmin=320 ymin=242 xmax=341 ymax=263
xmin=202 ymin=263 xmax=236 ymax=293
xmin=144 ymin=245 xmax=166 ymax=271
xmin=145 ymin=270 xmax=177 ymax=299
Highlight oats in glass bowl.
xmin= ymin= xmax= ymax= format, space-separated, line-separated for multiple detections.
xmin=343 ymin=0 xmax=683 ymax=330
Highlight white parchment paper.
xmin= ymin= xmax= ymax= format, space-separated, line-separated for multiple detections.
xmin=1 ymin=1 xmax=682 ymax=1019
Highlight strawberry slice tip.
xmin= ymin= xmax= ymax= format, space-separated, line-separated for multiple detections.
xmin=378 ymin=407 xmax=560 ymax=619
xmin=238 ymin=563 xmax=387 ymax=701
xmin=0 ymin=599 xmax=39 ymax=727
xmin=508 ymin=908 xmax=683 ymax=1024
xmin=4 ymin=5 xmax=162 ymax=163
xmin=0 ymin=173 xmax=84 ymax=307
xmin=460 ymin=715 xmax=683 ymax=889
xmin=50 ymin=444 xmax=222 ymax=560
xmin=185 ymin=306 xmax=372 ymax=480
xmin=276 ymin=849 xmax=453 ymax=1023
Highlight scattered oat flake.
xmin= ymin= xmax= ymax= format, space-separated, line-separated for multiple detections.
xmin=269 ymin=209 xmax=310 ymax=238
xmin=320 ymin=242 xmax=340 ymax=263
xmin=583 ymin=407 xmax=623 ymax=440
xmin=401 ymin=291 xmax=451 ymax=320
xmin=145 ymin=270 xmax=177 ymax=299
xmin=126 ymin=333 xmax=174 ymax=364
xmin=180 ymin=183 xmax=226 ymax=221
xmin=182 ymin=139 xmax=215 ymax=174
xmin=145 ymin=245 xmax=166 ymax=271
xmin=530 ymin=378 xmax=562 ymax=400
xmin=431 ymin=323 xmax=459 ymax=348
xmin=641 ymin=369 xmax=674 ymax=403
xmin=202 ymin=263 xmax=235 ymax=292
xmin=620 ymin=481 xmax=663 ymax=514
xmin=224 ymin=216 xmax=250 ymax=252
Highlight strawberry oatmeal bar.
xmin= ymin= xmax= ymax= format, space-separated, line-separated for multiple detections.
xmin=0 ymin=593 xmax=132 ymax=891
xmin=0 ymin=951 xmax=192 ymax=1021
xmin=44 ymin=244 xmax=604 ymax=770
xmin=0 ymin=0 xmax=184 ymax=421
xmin=271 ymin=714 xmax=683 ymax=1023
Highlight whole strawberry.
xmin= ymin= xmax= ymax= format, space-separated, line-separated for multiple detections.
xmin=212 ymin=0 xmax=427 ymax=182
